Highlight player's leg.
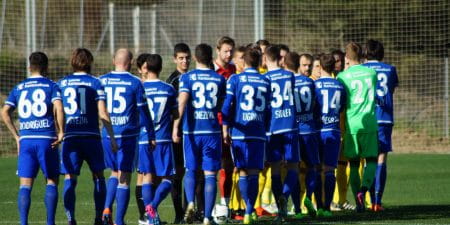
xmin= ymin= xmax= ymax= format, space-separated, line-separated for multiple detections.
xmin=219 ymin=144 xmax=233 ymax=206
xmin=372 ymin=125 xmax=392 ymax=211
xmin=137 ymin=142 xmax=154 ymax=224
xmin=114 ymin=137 xmax=137 ymax=225
xmin=320 ymin=131 xmax=341 ymax=216
xmin=135 ymin=143 xmax=146 ymax=224
xmin=38 ymin=139 xmax=60 ymax=225
xmin=281 ymin=133 xmax=300 ymax=218
xmin=300 ymin=133 xmax=320 ymax=217
xmin=201 ymin=134 xmax=222 ymax=225
xmin=171 ymin=138 xmax=185 ymax=224
xmin=102 ymin=137 xmax=119 ymax=224
xmin=17 ymin=140 xmax=38 ymax=225
xmin=60 ymin=138 xmax=80 ymax=224
xmin=357 ymin=132 xmax=378 ymax=212
xmin=267 ymin=135 xmax=285 ymax=218
xmin=183 ymin=134 xmax=199 ymax=224
xmin=343 ymin=133 xmax=365 ymax=212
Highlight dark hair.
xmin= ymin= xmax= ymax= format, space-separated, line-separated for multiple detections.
xmin=365 ymin=39 xmax=384 ymax=61
xmin=264 ymin=45 xmax=281 ymax=62
xmin=235 ymin=45 xmax=246 ymax=53
xmin=320 ymin=54 xmax=336 ymax=74
xmin=145 ymin=54 xmax=163 ymax=75
xmin=345 ymin=42 xmax=363 ymax=61
xmin=299 ymin=53 xmax=313 ymax=63
xmin=331 ymin=49 xmax=345 ymax=72
xmin=71 ymin=48 xmax=93 ymax=73
xmin=244 ymin=47 xmax=261 ymax=69
xmin=285 ymin=52 xmax=300 ymax=72
xmin=29 ymin=51 xmax=48 ymax=74
xmin=173 ymin=43 xmax=191 ymax=57
xmin=278 ymin=44 xmax=290 ymax=53
xmin=216 ymin=36 xmax=235 ymax=49
xmin=195 ymin=43 xmax=213 ymax=65
xmin=136 ymin=53 xmax=151 ymax=69
xmin=256 ymin=39 xmax=270 ymax=47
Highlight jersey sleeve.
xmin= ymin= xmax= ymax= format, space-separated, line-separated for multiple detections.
xmin=221 ymin=76 xmax=236 ymax=126
xmin=94 ymin=79 xmax=106 ymax=101
xmin=51 ymin=82 xmax=62 ymax=103
xmin=219 ymin=76 xmax=227 ymax=100
xmin=178 ymin=73 xmax=190 ymax=93
xmin=392 ymin=66 xmax=399 ymax=89
xmin=5 ymin=87 xmax=17 ymax=108
xmin=136 ymin=81 xmax=147 ymax=108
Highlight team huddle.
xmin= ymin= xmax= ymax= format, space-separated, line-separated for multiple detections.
xmin=1 ymin=37 xmax=398 ymax=225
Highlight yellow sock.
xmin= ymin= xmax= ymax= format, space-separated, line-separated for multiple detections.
xmin=334 ymin=162 xmax=348 ymax=204
xmin=254 ymin=167 xmax=268 ymax=209
xmin=229 ymin=171 xmax=246 ymax=210
xmin=261 ymin=167 xmax=273 ymax=205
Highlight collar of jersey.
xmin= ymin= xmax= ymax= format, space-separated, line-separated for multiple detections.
xmin=244 ymin=68 xmax=258 ymax=73
xmin=268 ymin=67 xmax=281 ymax=72
xmin=29 ymin=74 xmax=44 ymax=78
xmin=196 ymin=67 xmax=211 ymax=71
xmin=366 ymin=60 xmax=379 ymax=63
xmin=73 ymin=72 xmax=88 ymax=75
xmin=111 ymin=71 xmax=131 ymax=74
xmin=144 ymin=79 xmax=161 ymax=83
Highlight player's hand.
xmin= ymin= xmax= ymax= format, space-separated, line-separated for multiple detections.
xmin=51 ymin=133 xmax=64 ymax=149
xmin=223 ymin=131 xmax=231 ymax=146
xmin=172 ymin=128 xmax=181 ymax=144
xmin=15 ymin=136 xmax=20 ymax=156
xmin=110 ymin=138 xmax=118 ymax=153
xmin=149 ymin=140 xmax=156 ymax=151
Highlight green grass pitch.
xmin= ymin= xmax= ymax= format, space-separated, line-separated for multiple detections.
xmin=0 ymin=154 xmax=449 ymax=224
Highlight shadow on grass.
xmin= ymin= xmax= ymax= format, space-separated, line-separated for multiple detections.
xmin=242 ymin=205 xmax=450 ymax=224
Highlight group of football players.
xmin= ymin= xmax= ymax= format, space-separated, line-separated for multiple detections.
xmin=1 ymin=36 xmax=398 ymax=225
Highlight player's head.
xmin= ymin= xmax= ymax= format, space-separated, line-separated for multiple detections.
xmin=299 ymin=53 xmax=313 ymax=76
xmin=173 ymin=43 xmax=191 ymax=72
xmin=136 ymin=53 xmax=151 ymax=77
xmin=264 ymin=45 xmax=281 ymax=65
xmin=278 ymin=44 xmax=290 ymax=68
xmin=256 ymin=39 xmax=270 ymax=53
xmin=216 ymin=36 xmax=235 ymax=64
xmin=331 ymin=49 xmax=345 ymax=73
xmin=319 ymin=53 xmax=336 ymax=75
xmin=243 ymin=47 xmax=262 ymax=69
xmin=284 ymin=52 xmax=300 ymax=74
xmin=145 ymin=54 xmax=163 ymax=77
xmin=71 ymin=48 xmax=93 ymax=74
xmin=365 ymin=39 xmax=384 ymax=61
xmin=29 ymin=51 xmax=48 ymax=75
xmin=311 ymin=54 xmax=322 ymax=78
xmin=345 ymin=42 xmax=363 ymax=65
xmin=233 ymin=46 xmax=246 ymax=72
xmin=113 ymin=48 xmax=133 ymax=71
xmin=195 ymin=43 xmax=213 ymax=67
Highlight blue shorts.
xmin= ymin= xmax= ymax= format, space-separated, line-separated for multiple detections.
xmin=378 ymin=124 xmax=393 ymax=153
xmin=266 ymin=132 xmax=300 ymax=163
xmin=103 ymin=136 xmax=138 ymax=173
xmin=18 ymin=138 xmax=59 ymax=179
xmin=231 ymin=140 xmax=265 ymax=170
xmin=138 ymin=142 xmax=175 ymax=177
xmin=183 ymin=134 xmax=221 ymax=172
xmin=299 ymin=133 xmax=320 ymax=166
xmin=319 ymin=130 xmax=341 ymax=168
xmin=61 ymin=136 xmax=105 ymax=175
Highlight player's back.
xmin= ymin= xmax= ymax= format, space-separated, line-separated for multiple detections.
xmin=362 ymin=61 xmax=398 ymax=125
xmin=314 ymin=77 xmax=346 ymax=131
xmin=179 ymin=68 xmax=226 ymax=135
xmin=226 ymin=68 xmax=270 ymax=141
xmin=337 ymin=65 xmax=377 ymax=133
xmin=6 ymin=76 xmax=60 ymax=138
xmin=141 ymin=80 xmax=177 ymax=143
xmin=58 ymin=73 xmax=105 ymax=138
xmin=264 ymin=68 xmax=297 ymax=134
xmin=100 ymin=71 xmax=145 ymax=137
xmin=294 ymin=74 xmax=316 ymax=134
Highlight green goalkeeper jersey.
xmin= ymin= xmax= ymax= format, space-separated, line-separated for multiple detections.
xmin=337 ymin=64 xmax=378 ymax=134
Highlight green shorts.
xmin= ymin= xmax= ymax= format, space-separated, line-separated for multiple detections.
xmin=343 ymin=132 xmax=378 ymax=159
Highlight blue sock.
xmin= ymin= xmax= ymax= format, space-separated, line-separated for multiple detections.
xmin=271 ymin=174 xmax=283 ymax=203
xmin=283 ymin=170 xmax=300 ymax=211
xmin=45 ymin=184 xmax=58 ymax=225
xmin=204 ymin=175 xmax=217 ymax=220
xmin=93 ymin=178 xmax=106 ymax=219
xmin=290 ymin=180 xmax=301 ymax=214
xmin=104 ymin=176 xmax=118 ymax=209
xmin=18 ymin=185 xmax=31 ymax=225
xmin=369 ymin=180 xmax=376 ymax=205
xmin=305 ymin=168 xmax=317 ymax=199
xmin=142 ymin=183 xmax=154 ymax=206
xmin=238 ymin=175 xmax=250 ymax=215
xmin=314 ymin=171 xmax=323 ymax=209
xmin=184 ymin=169 xmax=196 ymax=204
xmin=247 ymin=175 xmax=259 ymax=215
xmin=115 ymin=185 xmax=130 ymax=225
xmin=324 ymin=171 xmax=336 ymax=210
xmin=375 ymin=163 xmax=387 ymax=205
xmin=63 ymin=178 xmax=77 ymax=222
xmin=152 ymin=180 xmax=172 ymax=209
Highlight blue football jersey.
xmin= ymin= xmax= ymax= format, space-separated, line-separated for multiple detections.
xmin=179 ymin=68 xmax=226 ymax=135
xmin=5 ymin=76 xmax=61 ymax=139
xmin=314 ymin=77 xmax=346 ymax=131
xmin=58 ymin=72 xmax=105 ymax=138
xmin=265 ymin=68 xmax=297 ymax=135
xmin=363 ymin=61 xmax=399 ymax=125
xmin=293 ymin=74 xmax=316 ymax=134
xmin=222 ymin=68 xmax=271 ymax=141
xmin=139 ymin=80 xmax=177 ymax=144
xmin=100 ymin=71 xmax=147 ymax=138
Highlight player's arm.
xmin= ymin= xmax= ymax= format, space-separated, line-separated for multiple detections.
xmin=52 ymin=99 xmax=65 ymax=148
xmin=221 ymin=78 xmax=235 ymax=145
xmin=172 ymin=92 xmax=188 ymax=143
xmin=98 ymin=100 xmax=118 ymax=152
xmin=1 ymin=105 xmax=20 ymax=154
